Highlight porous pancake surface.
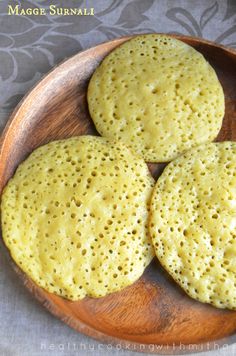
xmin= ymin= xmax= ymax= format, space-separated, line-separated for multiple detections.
xmin=1 ymin=136 xmax=154 ymax=300
xmin=88 ymin=34 xmax=225 ymax=162
xmin=150 ymin=142 xmax=236 ymax=309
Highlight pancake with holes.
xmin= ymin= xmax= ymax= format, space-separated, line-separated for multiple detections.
xmin=1 ymin=136 xmax=154 ymax=300
xmin=87 ymin=34 xmax=225 ymax=163
xmin=149 ymin=142 xmax=236 ymax=309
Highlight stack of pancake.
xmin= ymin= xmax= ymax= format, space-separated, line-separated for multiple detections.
xmin=2 ymin=34 xmax=235 ymax=310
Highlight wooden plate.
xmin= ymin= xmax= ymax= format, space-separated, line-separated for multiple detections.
xmin=0 ymin=34 xmax=236 ymax=354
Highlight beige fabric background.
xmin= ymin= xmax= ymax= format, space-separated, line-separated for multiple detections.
xmin=0 ymin=1 xmax=236 ymax=355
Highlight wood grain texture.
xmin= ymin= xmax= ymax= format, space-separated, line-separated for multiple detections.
xmin=0 ymin=34 xmax=236 ymax=354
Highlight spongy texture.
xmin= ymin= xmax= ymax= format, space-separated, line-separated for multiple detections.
xmin=1 ymin=136 xmax=154 ymax=300
xmin=87 ymin=34 xmax=225 ymax=162
xmin=149 ymin=142 xmax=236 ymax=309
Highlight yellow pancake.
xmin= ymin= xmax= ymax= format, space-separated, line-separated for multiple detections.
xmin=1 ymin=136 xmax=154 ymax=300
xmin=87 ymin=34 xmax=224 ymax=162
xmin=150 ymin=142 xmax=236 ymax=309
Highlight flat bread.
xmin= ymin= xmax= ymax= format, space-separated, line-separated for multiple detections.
xmin=149 ymin=142 xmax=236 ymax=309
xmin=87 ymin=34 xmax=225 ymax=162
xmin=1 ymin=136 xmax=154 ymax=300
